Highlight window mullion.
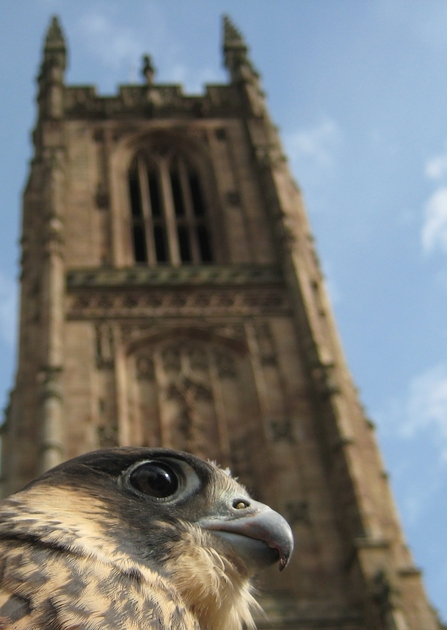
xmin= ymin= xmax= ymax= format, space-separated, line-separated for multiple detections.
xmin=160 ymin=159 xmax=181 ymax=265
xmin=138 ymin=157 xmax=156 ymax=265
xmin=180 ymin=160 xmax=200 ymax=264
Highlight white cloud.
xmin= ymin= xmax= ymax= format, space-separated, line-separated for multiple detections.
xmin=75 ymin=5 xmax=223 ymax=94
xmin=422 ymin=187 xmax=447 ymax=253
xmin=77 ymin=10 xmax=144 ymax=72
xmin=399 ymin=363 xmax=447 ymax=456
xmin=421 ymin=143 xmax=447 ymax=254
xmin=285 ymin=119 xmax=341 ymax=170
xmin=373 ymin=362 xmax=447 ymax=525
xmin=425 ymin=153 xmax=447 ymax=181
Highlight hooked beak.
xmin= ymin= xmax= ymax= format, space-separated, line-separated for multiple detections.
xmin=199 ymin=499 xmax=294 ymax=574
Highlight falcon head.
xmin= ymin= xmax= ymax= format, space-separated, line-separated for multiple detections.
xmin=1 ymin=448 xmax=293 ymax=630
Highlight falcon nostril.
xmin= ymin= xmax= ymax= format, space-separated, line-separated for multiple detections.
xmin=233 ymin=499 xmax=250 ymax=510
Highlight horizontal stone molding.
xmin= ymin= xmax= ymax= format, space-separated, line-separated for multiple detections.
xmin=66 ymin=287 xmax=290 ymax=320
xmin=66 ymin=264 xmax=284 ymax=288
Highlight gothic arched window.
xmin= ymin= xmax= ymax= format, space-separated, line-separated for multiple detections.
xmin=128 ymin=151 xmax=213 ymax=265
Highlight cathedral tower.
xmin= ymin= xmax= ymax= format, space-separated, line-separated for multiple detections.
xmin=0 ymin=16 xmax=441 ymax=630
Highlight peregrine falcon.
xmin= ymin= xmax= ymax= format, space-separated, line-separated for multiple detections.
xmin=0 ymin=447 xmax=293 ymax=629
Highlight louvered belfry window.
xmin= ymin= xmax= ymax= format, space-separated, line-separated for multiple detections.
xmin=128 ymin=152 xmax=213 ymax=265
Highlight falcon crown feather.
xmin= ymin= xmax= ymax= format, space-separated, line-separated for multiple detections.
xmin=0 ymin=447 xmax=293 ymax=630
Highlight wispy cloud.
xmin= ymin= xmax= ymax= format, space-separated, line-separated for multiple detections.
xmin=285 ymin=118 xmax=341 ymax=171
xmin=377 ymin=362 xmax=447 ymax=462
xmin=422 ymin=187 xmax=447 ymax=254
xmin=284 ymin=118 xmax=342 ymax=194
xmin=374 ymin=361 xmax=447 ymax=526
xmin=422 ymin=143 xmax=447 ymax=254
xmin=425 ymin=146 xmax=447 ymax=180
xmin=400 ymin=364 xmax=447 ymax=448
xmin=75 ymin=4 xmax=223 ymax=93
xmin=77 ymin=10 xmax=144 ymax=72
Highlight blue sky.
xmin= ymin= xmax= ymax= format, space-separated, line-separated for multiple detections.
xmin=1 ymin=0 xmax=447 ymax=620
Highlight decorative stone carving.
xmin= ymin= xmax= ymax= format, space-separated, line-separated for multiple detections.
xmin=269 ymin=418 xmax=295 ymax=443
xmin=67 ymin=265 xmax=284 ymax=287
xmin=206 ymin=86 xmax=240 ymax=112
xmin=141 ymin=54 xmax=155 ymax=84
xmin=38 ymin=366 xmax=63 ymax=403
xmin=214 ymin=349 xmax=237 ymax=378
xmin=162 ymin=346 xmax=181 ymax=373
xmin=255 ymin=322 xmax=277 ymax=366
xmin=170 ymin=294 xmax=188 ymax=307
xmin=255 ymin=145 xmax=287 ymax=169
xmin=42 ymin=216 xmax=64 ymax=258
xmin=135 ymin=355 xmax=154 ymax=380
xmin=58 ymin=81 xmax=240 ymax=121
xmin=64 ymin=87 xmax=97 ymax=113
xmin=186 ymin=345 xmax=208 ymax=371
xmin=215 ymin=324 xmax=245 ymax=340
xmin=274 ymin=213 xmax=301 ymax=251
xmin=318 ymin=362 xmax=341 ymax=398
xmin=166 ymin=377 xmax=212 ymax=404
xmin=97 ymin=295 xmax=114 ymax=309
xmin=67 ymin=286 xmax=289 ymax=319
xmin=95 ymin=323 xmax=114 ymax=369
xmin=120 ymin=322 xmax=247 ymax=349
xmin=145 ymin=294 xmax=163 ymax=307
xmin=164 ymin=374 xmax=214 ymax=458
xmin=371 ymin=570 xmax=411 ymax=630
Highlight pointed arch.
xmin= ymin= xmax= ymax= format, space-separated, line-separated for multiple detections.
xmin=125 ymin=326 xmax=248 ymax=357
xmin=124 ymin=327 xmax=262 ymax=474
xmin=127 ymin=141 xmax=214 ymax=266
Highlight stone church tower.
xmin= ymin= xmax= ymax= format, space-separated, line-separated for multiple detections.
xmin=0 ymin=15 xmax=442 ymax=630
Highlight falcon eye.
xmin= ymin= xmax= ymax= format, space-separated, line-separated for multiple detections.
xmin=129 ymin=462 xmax=179 ymax=498
xmin=233 ymin=500 xmax=249 ymax=510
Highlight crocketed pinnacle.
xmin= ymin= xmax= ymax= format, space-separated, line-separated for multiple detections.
xmin=223 ymin=15 xmax=247 ymax=51
xmin=45 ymin=16 xmax=65 ymax=48
xmin=40 ymin=15 xmax=67 ymax=75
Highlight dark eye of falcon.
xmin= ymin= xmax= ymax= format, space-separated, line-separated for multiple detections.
xmin=129 ymin=461 xmax=179 ymax=498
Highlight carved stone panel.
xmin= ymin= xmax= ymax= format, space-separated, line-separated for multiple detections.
xmin=214 ymin=349 xmax=237 ymax=378
xmin=126 ymin=331 xmax=261 ymax=469
xmin=135 ymin=355 xmax=154 ymax=380
xmin=67 ymin=286 xmax=290 ymax=320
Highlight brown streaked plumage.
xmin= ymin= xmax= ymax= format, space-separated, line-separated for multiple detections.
xmin=0 ymin=447 xmax=293 ymax=629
